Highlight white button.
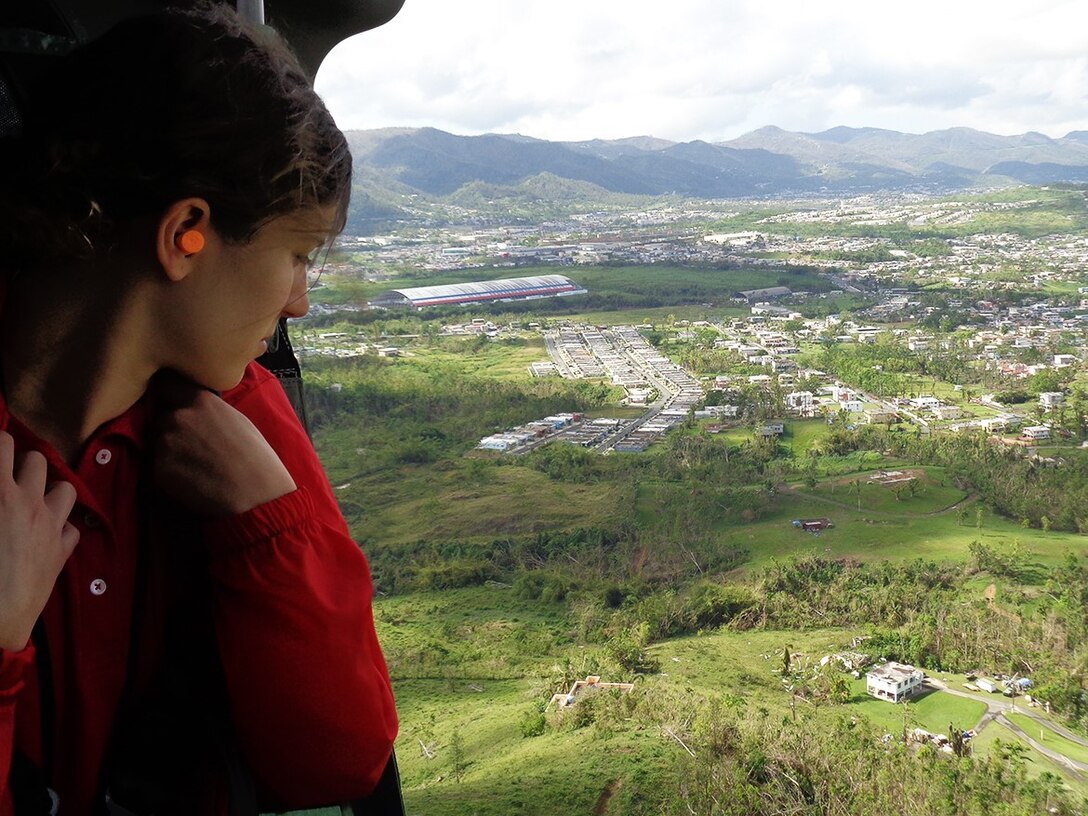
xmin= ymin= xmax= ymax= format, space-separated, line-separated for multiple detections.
xmin=89 ymin=579 xmax=107 ymax=596
xmin=95 ymin=449 xmax=112 ymax=465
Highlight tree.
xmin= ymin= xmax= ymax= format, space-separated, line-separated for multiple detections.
xmin=449 ymin=728 xmax=466 ymax=782
xmin=802 ymin=459 xmax=819 ymax=490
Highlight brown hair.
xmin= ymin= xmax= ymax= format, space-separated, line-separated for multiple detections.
xmin=1 ymin=5 xmax=351 ymax=270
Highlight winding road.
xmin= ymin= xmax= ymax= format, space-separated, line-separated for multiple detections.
xmin=926 ymin=678 xmax=1088 ymax=775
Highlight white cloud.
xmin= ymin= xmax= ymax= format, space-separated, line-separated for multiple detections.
xmin=315 ymin=0 xmax=1088 ymax=141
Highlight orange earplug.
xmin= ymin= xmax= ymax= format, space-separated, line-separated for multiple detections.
xmin=175 ymin=230 xmax=205 ymax=254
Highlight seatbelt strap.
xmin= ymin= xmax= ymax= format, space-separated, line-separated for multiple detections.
xmin=342 ymin=750 xmax=404 ymax=816
xmin=257 ymin=318 xmax=310 ymax=436
xmin=8 ymin=620 xmax=59 ymax=815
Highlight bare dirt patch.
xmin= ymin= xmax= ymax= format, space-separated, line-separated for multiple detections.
xmin=593 ymin=778 xmax=623 ymax=816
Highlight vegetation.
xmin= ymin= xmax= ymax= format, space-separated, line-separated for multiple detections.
xmin=294 ymin=191 xmax=1088 ymax=813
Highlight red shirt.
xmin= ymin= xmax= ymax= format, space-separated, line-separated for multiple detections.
xmin=0 ymin=363 xmax=397 ymax=814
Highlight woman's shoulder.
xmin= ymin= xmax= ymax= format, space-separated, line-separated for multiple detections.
xmin=219 ymin=362 xmax=331 ymax=497
xmin=220 ymin=362 xmax=300 ymax=430
xmin=221 ymin=360 xmax=279 ymax=402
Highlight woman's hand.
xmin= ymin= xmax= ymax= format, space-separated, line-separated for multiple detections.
xmin=153 ymin=374 xmax=297 ymax=518
xmin=0 ymin=431 xmax=79 ymax=652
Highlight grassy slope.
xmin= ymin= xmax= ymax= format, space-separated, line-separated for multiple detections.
xmin=376 ymin=611 xmax=1088 ymax=813
xmin=372 ymin=587 xmax=676 ymax=815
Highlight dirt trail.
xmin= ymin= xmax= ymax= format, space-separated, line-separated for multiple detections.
xmin=593 ymin=779 xmax=622 ymax=815
xmin=984 ymin=583 xmax=1022 ymax=622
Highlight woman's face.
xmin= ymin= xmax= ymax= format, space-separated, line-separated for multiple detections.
xmin=168 ymin=206 xmax=335 ymax=391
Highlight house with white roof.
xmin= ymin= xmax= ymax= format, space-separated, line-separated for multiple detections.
xmin=866 ymin=661 xmax=924 ymax=703
xmin=910 ymin=396 xmax=941 ymax=410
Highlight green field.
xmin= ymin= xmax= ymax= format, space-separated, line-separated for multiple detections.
xmin=403 ymin=336 xmax=554 ymax=380
xmin=845 ymin=682 xmax=987 ymax=734
xmin=332 ymin=452 xmax=1088 ymax=571
xmin=801 ymin=466 xmax=968 ymax=515
xmin=711 ymin=491 xmax=1088 ymax=570
xmin=565 ymin=304 xmax=743 ymax=325
xmin=374 ymin=588 xmax=699 ymax=814
xmin=375 ymin=612 xmax=1088 ymax=812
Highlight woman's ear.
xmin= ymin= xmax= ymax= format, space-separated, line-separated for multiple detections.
xmin=156 ymin=198 xmax=213 ymax=282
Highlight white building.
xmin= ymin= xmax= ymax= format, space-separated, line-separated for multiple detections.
xmin=786 ymin=391 xmax=815 ymax=411
xmin=866 ymin=661 xmax=925 ymax=703
xmin=1022 ymin=425 xmax=1051 ymax=441
xmin=1039 ymin=392 xmax=1064 ymax=410
xmin=831 ymin=385 xmax=855 ymax=402
xmin=478 ymin=435 xmax=517 ymax=452
xmin=699 ymin=404 xmax=739 ymax=418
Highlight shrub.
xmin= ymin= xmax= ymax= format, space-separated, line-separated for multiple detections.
xmin=518 ymin=704 xmax=547 ymax=738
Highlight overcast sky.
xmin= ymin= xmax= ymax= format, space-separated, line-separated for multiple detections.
xmin=315 ymin=0 xmax=1088 ymax=144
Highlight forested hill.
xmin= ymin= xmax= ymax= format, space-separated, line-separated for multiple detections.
xmin=345 ymin=125 xmax=1088 ymax=205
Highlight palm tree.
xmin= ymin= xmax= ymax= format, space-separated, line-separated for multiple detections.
xmin=850 ymin=478 xmax=863 ymax=512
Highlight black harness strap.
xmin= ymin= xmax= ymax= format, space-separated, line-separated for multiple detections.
xmin=257 ymin=318 xmax=311 ymax=436
xmin=343 ymin=751 xmax=405 ymax=816
xmin=8 ymin=619 xmax=57 ymax=815
xmin=30 ymin=618 xmax=54 ymax=777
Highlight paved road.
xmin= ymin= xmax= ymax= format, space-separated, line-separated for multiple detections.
xmin=593 ymin=396 xmax=668 ymax=452
xmin=542 ymin=332 xmax=578 ymax=378
xmin=926 ymin=679 xmax=1088 ymax=774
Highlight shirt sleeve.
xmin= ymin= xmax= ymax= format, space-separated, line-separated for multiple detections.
xmin=203 ymin=365 xmax=397 ymax=808
xmin=0 ymin=646 xmax=34 ymax=816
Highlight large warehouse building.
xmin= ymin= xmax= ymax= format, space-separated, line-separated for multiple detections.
xmin=368 ymin=274 xmax=587 ymax=309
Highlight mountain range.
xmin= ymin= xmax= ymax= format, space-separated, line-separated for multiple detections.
xmin=344 ymin=125 xmax=1088 ymax=227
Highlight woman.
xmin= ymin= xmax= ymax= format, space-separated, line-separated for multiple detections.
xmin=0 ymin=7 xmax=397 ymax=814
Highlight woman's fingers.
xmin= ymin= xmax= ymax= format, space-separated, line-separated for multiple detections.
xmin=0 ymin=431 xmax=14 ymax=478
xmin=44 ymin=479 xmax=79 ymax=526
xmin=16 ymin=448 xmax=48 ymax=494
xmin=59 ymin=521 xmax=81 ymax=555
xmin=0 ymin=446 xmax=80 ymax=652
